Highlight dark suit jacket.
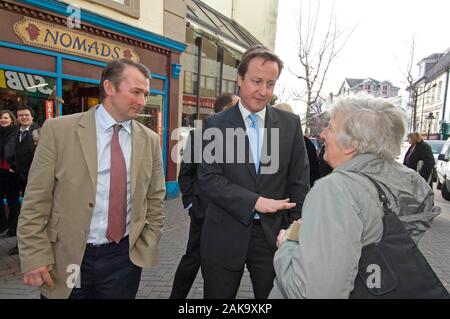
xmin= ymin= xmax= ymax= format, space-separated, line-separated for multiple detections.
xmin=14 ymin=122 xmax=40 ymax=182
xmin=304 ymin=136 xmax=320 ymax=187
xmin=403 ymin=141 xmax=435 ymax=181
xmin=178 ymin=129 xmax=209 ymax=219
xmin=197 ymin=105 xmax=310 ymax=271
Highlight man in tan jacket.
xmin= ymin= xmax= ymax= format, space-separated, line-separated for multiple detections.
xmin=17 ymin=59 xmax=165 ymax=299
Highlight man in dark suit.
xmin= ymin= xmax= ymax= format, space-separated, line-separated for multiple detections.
xmin=170 ymin=92 xmax=238 ymax=299
xmin=197 ymin=46 xmax=310 ymax=299
xmin=5 ymin=106 xmax=40 ymax=255
xmin=14 ymin=106 xmax=40 ymax=195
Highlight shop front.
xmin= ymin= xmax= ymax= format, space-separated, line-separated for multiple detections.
xmin=0 ymin=0 xmax=186 ymax=197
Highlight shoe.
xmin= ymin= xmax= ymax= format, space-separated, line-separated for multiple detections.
xmin=7 ymin=246 xmax=18 ymax=255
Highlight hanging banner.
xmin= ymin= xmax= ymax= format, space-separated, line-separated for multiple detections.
xmin=45 ymin=100 xmax=54 ymax=119
xmin=14 ymin=17 xmax=140 ymax=63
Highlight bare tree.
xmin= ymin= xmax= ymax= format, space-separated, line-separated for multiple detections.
xmin=290 ymin=0 xmax=354 ymax=135
xmin=404 ymin=37 xmax=436 ymax=132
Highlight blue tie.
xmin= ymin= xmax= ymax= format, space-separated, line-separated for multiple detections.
xmin=248 ymin=114 xmax=260 ymax=173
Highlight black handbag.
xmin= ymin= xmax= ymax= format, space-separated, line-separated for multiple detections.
xmin=348 ymin=172 xmax=449 ymax=299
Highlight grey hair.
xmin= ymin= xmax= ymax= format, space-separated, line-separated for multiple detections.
xmin=330 ymin=93 xmax=407 ymax=160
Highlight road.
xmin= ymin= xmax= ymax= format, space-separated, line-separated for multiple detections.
xmin=1 ymin=184 xmax=449 ymax=298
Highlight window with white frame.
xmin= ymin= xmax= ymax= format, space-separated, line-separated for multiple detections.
xmin=86 ymin=0 xmax=139 ymax=18
xmin=437 ymin=81 xmax=443 ymax=102
xmin=431 ymin=85 xmax=436 ymax=104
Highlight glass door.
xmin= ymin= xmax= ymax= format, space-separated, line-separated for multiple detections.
xmin=137 ymin=94 xmax=164 ymax=146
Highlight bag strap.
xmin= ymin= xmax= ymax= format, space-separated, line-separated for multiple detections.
xmin=348 ymin=171 xmax=391 ymax=212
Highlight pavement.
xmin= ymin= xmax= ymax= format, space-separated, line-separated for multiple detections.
xmin=1 ymin=185 xmax=449 ymax=299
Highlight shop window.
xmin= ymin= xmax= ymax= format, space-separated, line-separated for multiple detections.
xmin=430 ymin=86 xmax=436 ymax=104
xmin=437 ymin=81 xmax=442 ymax=102
xmin=0 ymin=68 xmax=55 ymax=126
xmin=86 ymin=0 xmax=140 ymax=18
xmin=62 ymin=80 xmax=100 ymax=116
xmin=137 ymin=94 xmax=164 ymax=146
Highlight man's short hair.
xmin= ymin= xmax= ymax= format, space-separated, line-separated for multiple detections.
xmin=99 ymin=59 xmax=151 ymax=102
xmin=237 ymin=45 xmax=284 ymax=79
xmin=214 ymin=92 xmax=236 ymax=113
xmin=16 ymin=105 xmax=34 ymax=118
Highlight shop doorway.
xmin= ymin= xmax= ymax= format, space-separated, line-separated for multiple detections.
xmin=137 ymin=94 xmax=164 ymax=146
xmin=62 ymin=80 xmax=100 ymax=115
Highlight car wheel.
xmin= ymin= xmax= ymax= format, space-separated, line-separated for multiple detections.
xmin=441 ymin=181 xmax=450 ymax=200
xmin=437 ymin=180 xmax=442 ymax=190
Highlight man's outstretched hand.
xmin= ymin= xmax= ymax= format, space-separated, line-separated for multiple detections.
xmin=255 ymin=197 xmax=296 ymax=213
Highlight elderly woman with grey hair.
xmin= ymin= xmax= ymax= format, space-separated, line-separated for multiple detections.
xmin=269 ymin=94 xmax=447 ymax=299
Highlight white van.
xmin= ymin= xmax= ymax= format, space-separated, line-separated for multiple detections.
xmin=436 ymin=137 xmax=450 ymax=200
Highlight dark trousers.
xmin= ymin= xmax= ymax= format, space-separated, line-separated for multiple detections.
xmin=68 ymin=236 xmax=142 ymax=299
xmin=170 ymin=211 xmax=203 ymax=299
xmin=201 ymin=222 xmax=276 ymax=299
xmin=0 ymin=170 xmax=20 ymax=235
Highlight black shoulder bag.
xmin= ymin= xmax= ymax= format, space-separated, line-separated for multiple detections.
xmin=349 ymin=172 xmax=449 ymax=299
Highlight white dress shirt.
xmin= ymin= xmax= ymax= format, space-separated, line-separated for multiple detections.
xmin=87 ymin=105 xmax=132 ymax=244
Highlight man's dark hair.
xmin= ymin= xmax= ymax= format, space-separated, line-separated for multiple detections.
xmin=237 ymin=45 xmax=284 ymax=79
xmin=16 ymin=105 xmax=34 ymax=118
xmin=99 ymin=59 xmax=151 ymax=101
xmin=214 ymin=92 xmax=236 ymax=113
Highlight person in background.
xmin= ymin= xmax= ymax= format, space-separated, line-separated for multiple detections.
xmin=6 ymin=106 xmax=40 ymax=255
xmin=403 ymin=132 xmax=435 ymax=185
xmin=0 ymin=110 xmax=20 ymax=241
xmin=274 ymin=103 xmax=319 ymax=187
xmin=213 ymin=92 xmax=239 ymax=113
xmin=17 ymin=59 xmax=165 ymax=299
xmin=198 ymin=45 xmax=310 ymax=299
xmin=269 ymin=94 xmax=444 ymax=298
xmin=170 ymin=92 xmax=238 ymax=299
xmin=14 ymin=106 xmax=40 ymax=196
xmin=318 ymin=142 xmax=333 ymax=177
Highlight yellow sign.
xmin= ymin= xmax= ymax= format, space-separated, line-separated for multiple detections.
xmin=14 ymin=17 xmax=139 ymax=63
xmin=0 ymin=70 xmax=6 ymax=89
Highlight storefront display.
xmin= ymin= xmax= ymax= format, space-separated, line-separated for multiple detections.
xmin=0 ymin=0 xmax=186 ymax=197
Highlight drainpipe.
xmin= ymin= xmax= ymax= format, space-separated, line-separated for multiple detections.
xmin=195 ymin=36 xmax=202 ymax=121
xmin=217 ymin=46 xmax=224 ymax=95
xmin=442 ymin=69 xmax=450 ymax=127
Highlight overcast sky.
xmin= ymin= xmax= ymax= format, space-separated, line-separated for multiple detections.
xmin=274 ymin=0 xmax=450 ymax=114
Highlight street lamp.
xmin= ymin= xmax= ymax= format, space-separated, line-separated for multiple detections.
xmin=426 ymin=112 xmax=435 ymax=139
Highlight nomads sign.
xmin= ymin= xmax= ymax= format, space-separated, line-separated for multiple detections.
xmin=14 ymin=17 xmax=140 ymax=63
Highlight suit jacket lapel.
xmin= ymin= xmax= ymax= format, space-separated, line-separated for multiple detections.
xmin=229 ymin=106 xmax=257 ymax=180
xmin=76 ymin=107 xmax=98 ymax=191
xmin=131 ymin=121 xmax=145 ymax=198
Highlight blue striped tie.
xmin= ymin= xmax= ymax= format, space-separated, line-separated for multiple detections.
xmin=248 ymin=114 xmax=260 ymax=173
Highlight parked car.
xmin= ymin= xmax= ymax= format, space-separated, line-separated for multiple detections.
xmin=425 ymin=139 xmax=446 ymax=162
xmin=436 ymin=137 xmax=450 ymax=200
xmin=424 ymin=139 xmax=446 ymax=183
